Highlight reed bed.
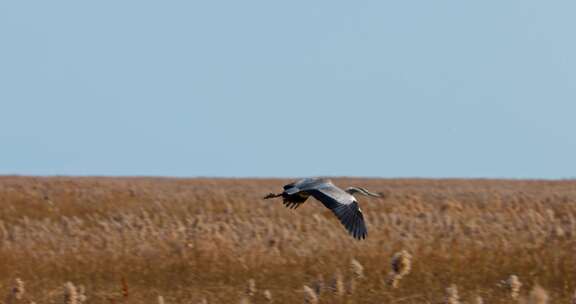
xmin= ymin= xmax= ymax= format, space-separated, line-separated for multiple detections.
xmin=0 ymin=176 xmax=575 ymax=303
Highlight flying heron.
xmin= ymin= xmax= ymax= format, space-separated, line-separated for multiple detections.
xmin=264 ymin=178 xmax=381 ymax=240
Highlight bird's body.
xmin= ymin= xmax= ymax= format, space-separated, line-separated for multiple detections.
xmin=264 ymin=178 xmax=381 ymax=240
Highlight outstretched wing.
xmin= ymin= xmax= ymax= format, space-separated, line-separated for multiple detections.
xmin=307 ymin=184 xmax=367 ymax=240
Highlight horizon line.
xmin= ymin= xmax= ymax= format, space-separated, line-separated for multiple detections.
xmin=0 ymin=174 xmax=574 ymax=181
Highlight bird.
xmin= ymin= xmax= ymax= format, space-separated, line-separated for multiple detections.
xmin=263 ymin=178 xmax=381 ymax=240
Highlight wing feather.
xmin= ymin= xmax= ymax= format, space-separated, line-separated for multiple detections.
xmin=308 ymin=185 xmax=367 ymax=240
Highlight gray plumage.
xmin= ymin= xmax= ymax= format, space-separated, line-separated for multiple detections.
xmin=264 ymin=178 xmax=381 ymax=240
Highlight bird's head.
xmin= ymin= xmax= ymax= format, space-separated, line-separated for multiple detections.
xmin=345 ymin=187 xmax=382 ymax=198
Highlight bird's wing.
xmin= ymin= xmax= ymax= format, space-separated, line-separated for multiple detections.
xmin=284 ymin=178 xmax=331 ymax=195
xmin=307 ymin=184 xmax=367 ymax=240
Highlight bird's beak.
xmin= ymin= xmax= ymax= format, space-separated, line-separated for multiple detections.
xmin=361 ymin=188 xmax=382 ymax=198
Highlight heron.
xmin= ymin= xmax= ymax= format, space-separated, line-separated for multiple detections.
xmin=263 ymin=178 xmax=381 ymax=240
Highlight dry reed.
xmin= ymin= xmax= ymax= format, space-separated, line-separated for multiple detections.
xmin=263 ymin=290 xmax=273 ymax=302
xmin=0 ymin=176 xmax=575 ymax=303
xmin=504 ymin=275 xmax=522 ymax=300
xmin=331 ymin=270 xmax=346 ymax=297
xmin=64 ymin=282 xmax=78 ymax=304
xmin=245 ymin=279 xmax=257 ymax=297
xmin=351 ymin=258 xmax=365 ymax=279
xmin=5 ymin=278 xmax=25 ymax=304
xmin=302 ymin=285 xmax=318 ymax=304
xmin=445 ymin=285 xmax=460 ymax=304
xmin=527 ymin=285 xmax=549 ymax=304
xmin=387 ymin=250 xmax=412 ymax=288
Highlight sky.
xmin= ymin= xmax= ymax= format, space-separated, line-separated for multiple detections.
xmin=1 ymin=1 xmax=575 ymax=179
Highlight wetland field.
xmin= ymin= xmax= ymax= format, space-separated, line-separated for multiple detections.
xmin=0 ymin=176 xmax=574 ymax=303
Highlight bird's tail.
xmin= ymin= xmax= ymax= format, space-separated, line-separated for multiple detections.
xmin=263 ymin=192 xmax=282 ymax=199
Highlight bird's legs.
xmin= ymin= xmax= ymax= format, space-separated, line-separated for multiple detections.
xmin=264 ymin=192 xmax=283 ymax=199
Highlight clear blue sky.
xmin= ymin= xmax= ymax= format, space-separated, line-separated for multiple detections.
xmin=1 ymin=1 xmax=575 ymax=178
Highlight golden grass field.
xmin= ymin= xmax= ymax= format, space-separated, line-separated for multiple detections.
xmin=1 ymin=176 xmax=575 ymax=304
